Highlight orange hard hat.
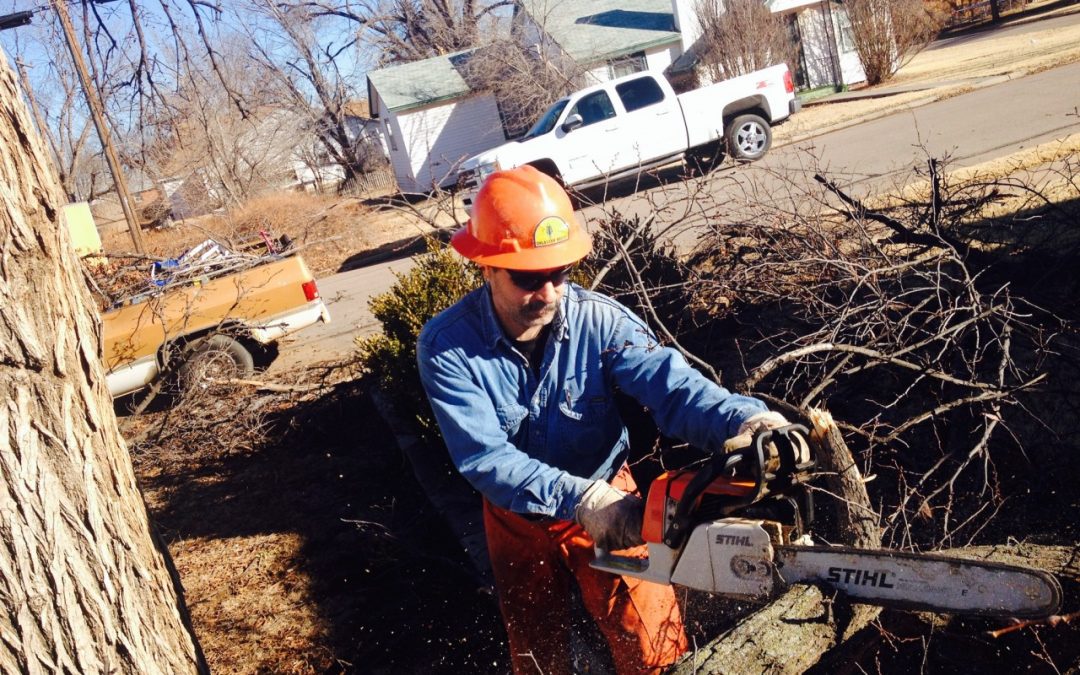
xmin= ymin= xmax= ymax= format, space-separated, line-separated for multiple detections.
xmin=452 ymin=165 xmax=592 ymax=270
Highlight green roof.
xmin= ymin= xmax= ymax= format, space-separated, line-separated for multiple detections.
xmin=519 ymin=0 xmax=682 ymax=65
xmin=367 ymin=49 xmax=478 ymax=113
xmin=368 ymin=0 xmax=683 ymax=112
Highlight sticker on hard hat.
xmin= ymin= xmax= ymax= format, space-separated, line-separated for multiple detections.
xmin=533 ymin=216 xmax=570 ymax=247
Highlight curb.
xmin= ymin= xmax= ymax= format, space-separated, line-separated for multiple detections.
xmin=775 ymin=72 xmax=1020 ymax=148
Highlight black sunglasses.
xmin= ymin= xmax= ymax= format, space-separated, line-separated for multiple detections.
xmin=505 ymin=265 xmax=574 ymax=292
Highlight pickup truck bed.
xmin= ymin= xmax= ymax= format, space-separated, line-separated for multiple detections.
xmin=103 ymin=254 xmax=330 ymax=398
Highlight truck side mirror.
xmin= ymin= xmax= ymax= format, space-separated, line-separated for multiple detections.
xmin=561 ymin=113 xmax=583 ymax=133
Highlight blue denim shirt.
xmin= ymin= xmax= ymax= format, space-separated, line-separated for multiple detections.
xmin=417 ymin=283 xmax=767 ymax=521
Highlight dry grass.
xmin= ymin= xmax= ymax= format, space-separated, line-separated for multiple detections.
xmin=99 ymin=191 xmax=440 ymax=277
xmin=174 ymin=533 xmax=332 ymax=674
xmin=892 ymin=18 xmax=1080 ymax=85
xmin=775 ymin=11 xmax=1080 ymax=144
xmin=866 ymin=131 xmax=1080 ymax=208
xmin=127 ymin=381 xmax=508 ymax=674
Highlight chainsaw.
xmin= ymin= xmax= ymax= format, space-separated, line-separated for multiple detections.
xmin=592 ymin=425 xmax=1062 ymax=618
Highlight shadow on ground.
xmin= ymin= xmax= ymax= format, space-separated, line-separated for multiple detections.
xmin=134 ymin=379 xmax=509 ymax=673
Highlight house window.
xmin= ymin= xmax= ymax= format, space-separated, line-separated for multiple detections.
xmin=608 ymin=51 xmax=647 ymax=80
xmin=615 ymin=76 xmax=665 ymax=113
xmin=568 ymin=91 xmax=616 ymax=127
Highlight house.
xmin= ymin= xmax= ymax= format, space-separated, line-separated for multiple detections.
xmin=514 ymin=0 xmax=685 ymax=83
xmin=366 ymin=51 xmax=509 ymax=193
xmin=366 ymin=0 xmax=866 ymax=193
xmin=292 ymin=100 xmax=390 ymax=193
xmin=769 ymin=0 xmax=866 ymax=89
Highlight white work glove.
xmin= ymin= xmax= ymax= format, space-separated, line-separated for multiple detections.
xmin=724 ymin=411 xmax=790 ymax=453
xmin=574 ymin=480 xmax=645 ymax=551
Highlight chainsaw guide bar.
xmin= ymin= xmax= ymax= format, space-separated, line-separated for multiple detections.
xmin=774 ymin=544 xmax=1063 ymax=618
xmin=590 ymin=425 xmax=1065 ymax=619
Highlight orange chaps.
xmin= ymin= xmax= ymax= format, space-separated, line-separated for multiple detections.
xmin=483 ymin=467 xmax=688 ymax=675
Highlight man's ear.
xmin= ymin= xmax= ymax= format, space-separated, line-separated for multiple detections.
xmin=480 ymin=265 xmax=493 ymax=282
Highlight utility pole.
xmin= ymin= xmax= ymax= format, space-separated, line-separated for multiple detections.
xmin=52 ymin=0 xmax=145 ymax=253
xmin=15 ymin=59 xmax=67 ymax=194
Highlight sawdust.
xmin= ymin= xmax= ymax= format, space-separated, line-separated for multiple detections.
xmin=117 ymin=13 xmax=1080 ymax=674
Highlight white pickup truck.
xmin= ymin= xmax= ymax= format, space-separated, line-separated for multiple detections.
xmin=457 ymin=64 xmax=800 ymax=208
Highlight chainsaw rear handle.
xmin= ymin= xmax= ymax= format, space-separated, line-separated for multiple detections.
xmin=663 ymin=424 xmax=812 ymax=548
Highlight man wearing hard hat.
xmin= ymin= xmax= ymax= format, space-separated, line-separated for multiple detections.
xmin=418 ymin=166 xmax=788 ymax=674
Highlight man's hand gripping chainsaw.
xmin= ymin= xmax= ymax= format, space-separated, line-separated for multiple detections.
xmin=592 ymin=424 xmax=1062 ymax=618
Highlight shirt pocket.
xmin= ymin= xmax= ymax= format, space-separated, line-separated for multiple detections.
xmin=496 ymin=403 xmax=528 ymax=435
xmin=557 ymin=386 xmax=618 ymax=452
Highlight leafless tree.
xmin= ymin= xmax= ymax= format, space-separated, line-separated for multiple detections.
xmin=457 ymin=37 xmax=583 ymax=139
xmin=296 ymin=0 xmax=512 ymax=65
xmin=845 ymin=0 xmax=946 ymax=85
xmin=693 ymin=0 xmax=798 ymax=83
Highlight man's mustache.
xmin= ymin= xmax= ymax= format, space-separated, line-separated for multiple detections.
xmin=525 ymin=299 xmax=555 ymax=313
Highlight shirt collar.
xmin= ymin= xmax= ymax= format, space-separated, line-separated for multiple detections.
xmin=479 ymin=283 xmax=574 ymax=350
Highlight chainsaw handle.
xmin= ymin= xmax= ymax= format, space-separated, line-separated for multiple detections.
xmin=663 ymin=424 xmax=811 ymax=548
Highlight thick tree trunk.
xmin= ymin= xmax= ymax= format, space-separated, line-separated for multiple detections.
xmin=668 ymin=408 xmax=882 ymax=674
xmin=0 ymin=50 xmax=205 ymax=672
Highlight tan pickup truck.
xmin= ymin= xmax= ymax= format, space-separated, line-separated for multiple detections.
xmin=103 ymin=253 xmax=330 ymax=398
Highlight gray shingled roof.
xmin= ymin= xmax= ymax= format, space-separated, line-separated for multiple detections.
xmin=368 ymin=0 xmax=683 ymax=112
xmin=519 ymin=0 xmax=682 ymax=65
xmin=367 ymin=49 xmax=477 ymax=114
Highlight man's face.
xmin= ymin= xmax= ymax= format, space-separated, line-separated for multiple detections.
xmin=484 ymin=265 xmax=572 ymax=340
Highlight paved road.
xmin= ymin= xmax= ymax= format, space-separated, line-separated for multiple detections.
xmin=590 ymin=59 xmax=1080 ymax=248
xmin=274 ymin=60 xmax=1080 ymax=369
xmin=267 ymin=255 xmax=417 ymax=373
xmin=787 ymin=59 xmax=1080 ymax=186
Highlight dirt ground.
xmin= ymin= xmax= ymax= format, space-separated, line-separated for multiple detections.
xmin=109 ymin=14 xmax=1080 ymax=674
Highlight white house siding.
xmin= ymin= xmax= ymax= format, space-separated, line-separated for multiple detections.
xmin=796 ymin=6 xmax=839 ymax=89
xmin=644 ymin=44 xmax=679 ymax=73
xmin=396 ymin=93 xmax=508 ymax=192
xmin=670 ymin=0 xmax=705 ymax=54
xmin=791 ymin=3 xmax=866 ymax=89
xmin=832 ymin=7 xmax=866 ymax=85
xmin=373 ymin=94 xmax=418 ymax=192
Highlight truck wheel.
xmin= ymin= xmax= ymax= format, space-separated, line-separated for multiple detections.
xmin=725 ymin=114 xmax=772 ymax=162
xmin=177 ymin=335 xmax=254 ymax=396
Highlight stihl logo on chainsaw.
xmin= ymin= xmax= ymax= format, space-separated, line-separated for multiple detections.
xmin=714 ymin=534 xmax=753 ymax=547
xmin=827 ymin=566 xmax=895 ymax=588
xmin=591 ymin=425 xmax=1063 ymax=618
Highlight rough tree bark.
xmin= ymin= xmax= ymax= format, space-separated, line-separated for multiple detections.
xmin=669 ymin=408 xmax=881 ymax=674
xmin=0 ymin=50 xmax=205 ymax=672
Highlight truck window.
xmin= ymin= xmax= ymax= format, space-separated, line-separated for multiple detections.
xmin=568 ymin=91 xmax=616 ymax=127
xmin=524 ymin=99 xmax=569 ymax=139
xmin=615 ymin=77 xmax=665 ymax=113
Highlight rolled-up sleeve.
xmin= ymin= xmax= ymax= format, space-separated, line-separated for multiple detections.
xmin=417 ymin=333 xmax=592 ymax=520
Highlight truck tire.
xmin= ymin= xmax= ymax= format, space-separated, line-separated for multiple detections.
xmin=177 ymin=334 xmax=254 ymax=396
xmin=725 ymin=113 xmax=772 ymax=162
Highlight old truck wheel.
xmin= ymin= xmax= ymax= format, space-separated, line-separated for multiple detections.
xmin=177 ymin=335 xmax=254 ymax=395
xmin=725 ymin=113 xmax=772 ymax=162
